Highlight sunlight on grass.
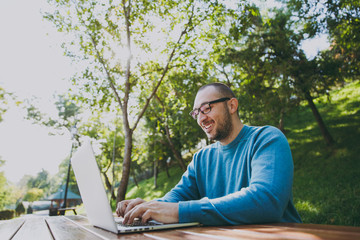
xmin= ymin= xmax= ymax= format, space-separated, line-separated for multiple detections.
xmin=295 ymin=200 xmax=320 ymax=215
xmin=291 ymin=125 xmax=315 ymax=133
xmin=126 ymin=167 xmax=184 ymax=201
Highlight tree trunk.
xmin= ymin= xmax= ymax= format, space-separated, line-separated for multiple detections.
xmin=164 ymin=125 xmax=187 ymax=171
xmin=165 ymin=159 xmax=171 ymax=178
xmin=131 ymin=171 xmax=139 ymax=188
xmin=102 ymin=172 xmax=116 ymax=200
xmin=154 ymin=159 xmax=158 ymax=189
xmin=278 ymin=109 xmax=285 ymax=133
xmin=116 ymin=129 xmax=133 ymax=202
xmin=113 ymin=3 xmax=196 ymax=203
xmin=304 ymin=91 xmax=335 ymax=146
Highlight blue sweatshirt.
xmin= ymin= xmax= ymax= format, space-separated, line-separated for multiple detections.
xmin=158 ymin=125 xmax=302 ymax=225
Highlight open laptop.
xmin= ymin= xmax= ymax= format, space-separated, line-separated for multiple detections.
xmin=71 ymin=139 xmax=199 ymax=234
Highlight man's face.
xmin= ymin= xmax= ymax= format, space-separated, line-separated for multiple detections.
xmin=193 ymin=87 xmax=233 ymax=142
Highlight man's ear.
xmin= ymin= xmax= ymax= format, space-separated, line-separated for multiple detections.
xmin=228 ymin=98 xmax=238 ymax=114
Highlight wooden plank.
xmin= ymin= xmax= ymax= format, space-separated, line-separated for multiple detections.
xmin=12 ymin=216 xmax=53 ymax=240
xmin=46 ymin=216 xmax=102 ymax=240
xmin=64 ymin=215 xmax=159 ymax=240
xmin=264 ymin=223 xmax=360 ymax=240
xmin=269 ymin=222 xmax=360 ymax=234
xmin=143 ymin=227 xmax=234 ymax=240
xmin=63 ymin=216 xmax=360 ymax=240
xmin=219 ymin=223 xmax=360 ymax=240
xmin=0 ymin=218 xmax=25 ymax=240
xmin=216 ymin=226 xmax=321 ymax=239
xmin=146 ymin=224 xmax=360 ymax=240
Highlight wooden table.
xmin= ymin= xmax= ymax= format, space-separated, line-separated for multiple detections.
xmin=1 ymin=214 xmax=360 ymax=240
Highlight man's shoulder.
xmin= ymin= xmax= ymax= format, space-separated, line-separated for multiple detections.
xmin=245 ymin=125 xmax=287 ymax=144
xmin=247 ymin=125 xmax=283 ymax=136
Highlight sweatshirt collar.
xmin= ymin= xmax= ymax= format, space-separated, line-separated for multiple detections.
xmin=218 ymin=125 xmax=249 ymax=150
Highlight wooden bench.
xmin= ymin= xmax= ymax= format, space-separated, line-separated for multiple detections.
xmin=49 ymin=207 xmax=77 ymax=216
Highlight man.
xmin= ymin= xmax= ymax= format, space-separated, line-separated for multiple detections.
xmin=117 ymin=83 xmax=302 ymax=225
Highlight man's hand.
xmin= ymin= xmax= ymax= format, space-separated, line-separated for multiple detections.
xmin=121 ymin=200 xmax=179 ymax=225
xmin=116 ymin=198 xmax=146 ymax=217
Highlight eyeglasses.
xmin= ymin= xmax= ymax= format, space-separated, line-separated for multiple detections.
xmin=189 ymin=97 xmax=230 ymax=120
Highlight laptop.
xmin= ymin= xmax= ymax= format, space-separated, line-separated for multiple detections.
xmin=71 ymin=139 xmax=200 ymax=234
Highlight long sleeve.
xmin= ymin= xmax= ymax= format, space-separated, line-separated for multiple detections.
xmin=159 ymin=125 xmax=301 ymax=225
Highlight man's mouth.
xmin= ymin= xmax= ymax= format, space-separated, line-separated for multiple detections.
xmin=201 ymin=121 xmax=214 ymax=132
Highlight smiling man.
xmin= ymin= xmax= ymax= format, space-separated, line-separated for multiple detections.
xmin=117 ymin=82 xmax=302 ymax=226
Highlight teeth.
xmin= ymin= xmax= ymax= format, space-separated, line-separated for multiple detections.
xmin=202 ymin=122 xmax=213 ymax=129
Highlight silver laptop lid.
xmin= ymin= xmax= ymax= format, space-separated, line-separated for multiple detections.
xmin=71 ymin=139 xmax=118 ymax=233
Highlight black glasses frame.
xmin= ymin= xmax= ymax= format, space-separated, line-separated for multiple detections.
xmin=189 ymin=97 xmax=231 ymax=119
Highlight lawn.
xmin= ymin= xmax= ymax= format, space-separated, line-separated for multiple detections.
xmin=288 ymin=80 xmax=360 ymax=226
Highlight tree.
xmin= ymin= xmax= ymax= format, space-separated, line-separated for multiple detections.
xmin=288 ymin=0 xmax=360 ymax=77
xmin=217 ymin=5 xmax=340 ymax=145
xmin=0 ymin=86 xmax=15 ymax=123
xmin=0 ymin=159 xmax=11 ymax=210
xmin=44 ymin=0 xmax=225 ymax=202
xmin=15 ymin=202 xmax=25 ymax=217
xmin=26 ymin=95 xmax=81 ymax=207
xmin=23 ymin=188 xmax=44 ymax=202
xmin=144 ymin=71 xmax=208 ymax=173
xmin=25 ymin=169 xmax=52 ymax=196
xmin=0 ymin=87 xmax=8 ymax=122
xmin=80 ymin=114 xmax=125 ymax=200
xmin=26 ymin=94 xmax=81 ymax=138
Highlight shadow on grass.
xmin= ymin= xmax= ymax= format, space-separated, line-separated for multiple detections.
xmin=286 ymin=82 xmax=360 ymax=226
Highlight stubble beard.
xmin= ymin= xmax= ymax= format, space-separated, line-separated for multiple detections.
xmin=207 ymin=107 xmax=233 ymax=142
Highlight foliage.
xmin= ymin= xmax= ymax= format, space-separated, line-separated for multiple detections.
xmin=43 ymin=0 xmax=236 ymax=201
xmin=54 ymin=155 xmax=79 ymax=196
xmin=0 ymin=159 xmax=11 ymax=210
xmin=144 ymin=71 xmax=208 ymax=172
xmin=79 ymin=114 xmax=126 ymax=199
xmin=0 ymin=86 xmax=18 ymax=122
xmin=23 ymin=188 xmax=44 ymax=202
xmin=0 ymin=86 xmax=9 ymax=122
xmin=25 ymin=94 xmax=81 ymax=137
xmin=26 ymin=169 xmax=51 ymax=193
xmin=215 ymin=5 xmax=342 ymax=145
xmin=0 ymin=210 xmax=15 ymax=220
xmin=15 ymin=202 xmax=25 ymax=216
xmin=287 ymin=0 xmax=360 ymax=77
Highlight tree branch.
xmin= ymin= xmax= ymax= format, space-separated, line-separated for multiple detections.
xmin=131 ymin=4 xmax=196 ymax=132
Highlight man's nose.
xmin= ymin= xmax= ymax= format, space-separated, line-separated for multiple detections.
xmin=197 ymin=111 xmax=207 ymax=124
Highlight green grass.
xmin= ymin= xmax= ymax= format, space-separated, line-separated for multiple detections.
xmin=287 ymin=80 xmax=360 ymax=226
xmin=125 ymin=80 xmax=360 ymax=226
xmin=126 ymin=167 xmax=185 ymax=201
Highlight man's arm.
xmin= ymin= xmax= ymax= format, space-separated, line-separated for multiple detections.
xmin=116 ymin=161 xmax=200 ymax=224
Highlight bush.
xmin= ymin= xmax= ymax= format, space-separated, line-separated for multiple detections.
xmin=0 ymin=210 xmax=15 ymax=220
xmin=15 ymin=202 xmax=25 ymax=216
xmin=27 ymin=205 xmax=33 ymax=214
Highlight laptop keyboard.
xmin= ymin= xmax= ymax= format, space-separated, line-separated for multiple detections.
xmin=115 ymin=218 xmax=162 ymax=227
